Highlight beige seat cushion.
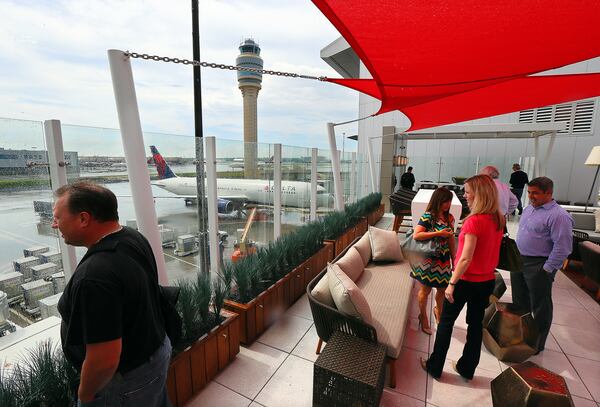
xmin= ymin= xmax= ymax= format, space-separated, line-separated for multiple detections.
xmin=311 ymin=273 xmax=335 ymax=307
xmin=336 ymin=247 xmax=364 ymax=282
xmin=369 ymin=226 xmax=404 ymax=262
xmin=357 ymin=262 xmax=413 ymax=358
xmin=353 ymin=232 xmax=372 ymax=266
xmin=328 ymin=264 xmax=372 ymax=324
xmin=595 ymin=210 xmax=600 ymax=233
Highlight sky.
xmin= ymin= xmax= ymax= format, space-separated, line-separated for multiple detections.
xmin=0 ymin=0 xmax=362 ymax=156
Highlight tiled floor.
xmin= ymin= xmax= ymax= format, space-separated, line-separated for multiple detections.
xmin=186 ymin=214 xmax=600 ymax=406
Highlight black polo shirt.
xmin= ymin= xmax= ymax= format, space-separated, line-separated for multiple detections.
xmin=58 ymin=227 xmax=165 ymax=373
xmin=510 ymin=170 xmax=529 ymax=189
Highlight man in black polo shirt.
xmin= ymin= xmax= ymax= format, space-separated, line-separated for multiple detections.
xmin=400 ymin=166 xmax=416 ymax=190
xmin=54 ymin=182 xmax=170 ymax=406
xmin=509 ymin=163 xmax=529 ymax=215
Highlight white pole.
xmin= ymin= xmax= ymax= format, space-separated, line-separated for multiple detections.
xmin=367 ymin=137 xmax=377 ymax=193
xmin=44 ymin=120 xmax=77 ymax=280
xmin=542 ymin=132 xmax=556 ymax=177
xmin=475 ymin=156 xmax=480 ymax=175
xmin=534 ymin=136 xmax=540 ymax=178
xmin=310 ymin=148 xmax=318 ymax=221
xmin=205 ymin=137 xmax=220 ymax=273
xmin=327 ymin=123 xmax=344 ymax=210
xmin=274 ymin=144 xmax=282 ymax=239
xmin=107 ymin=49 xmax=168 ymax=285
xmin=350 ymin=152 xmax=357 ymax=203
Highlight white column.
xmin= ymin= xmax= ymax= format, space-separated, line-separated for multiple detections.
xmin=542 ymin=132 xmax=557 ymax=176
xmin=534 ymin=136 xmax=540 ymax=178
xmin=274 ymin=144 xmax=282 ymax=239
xmin=205 ymin=137 xmax=220 ymax=273
xmin=367 ymin=137 xmax=377 ymax=193
xmin=310 ymin=148 xmax=318 ymax=221
xmin=108 ymin=49 xmax=168 ymax=285
xmin=327 ymin=123 xmax=344 ymax=210
xmin=350 ymin=152 xmax=357 ymax=203
xmin=44 ymin=120 xmax=77 ymax=280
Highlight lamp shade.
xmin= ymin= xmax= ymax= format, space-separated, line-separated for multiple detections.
xmin=585 ymin=146 xmax=600 ymax=166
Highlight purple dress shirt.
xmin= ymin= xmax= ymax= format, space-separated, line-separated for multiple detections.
xmin=494 ymin=179 xmax=519 ymax=215
xmin=516 ymin=200 xmax=573 ymax=273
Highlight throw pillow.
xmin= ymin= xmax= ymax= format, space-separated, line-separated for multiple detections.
xmin=327 ymin=263 xmax=372 ymax=323
xmin=368 ymin=226 xmax=404 ymax=262
xmin=336 ymin=247 xmax=365 ymax=282
xmin=595 ymin=210 xmax=600 ymax=233
xmin=353 ymin=232 xmax=372 ymax=266
xmin=310 ymin=273 xmax=335 ymax=307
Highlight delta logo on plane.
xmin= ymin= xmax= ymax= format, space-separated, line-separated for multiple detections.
xmin=148 ymin=146 xmax=332 ymax=212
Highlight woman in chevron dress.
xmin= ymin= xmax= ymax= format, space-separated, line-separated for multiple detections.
xmin=410 ymin=187 xmax=456 ymax=335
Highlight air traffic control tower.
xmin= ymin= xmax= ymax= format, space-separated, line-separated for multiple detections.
xmin=236 ymin=39 xmax=263 ymax=178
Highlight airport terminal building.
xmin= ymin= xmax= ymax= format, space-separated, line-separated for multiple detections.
xmin=0 ymin=147 xmax=79 ymax=176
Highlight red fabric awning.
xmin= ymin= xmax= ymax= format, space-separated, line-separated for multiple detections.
xmin=314 ymin=0 xmax=600 ymax=131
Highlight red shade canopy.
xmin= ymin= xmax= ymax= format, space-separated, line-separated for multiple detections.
xmin=314 ymin=0 xmax=600 ymax=131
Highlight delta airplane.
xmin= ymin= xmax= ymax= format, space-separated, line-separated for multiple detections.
xmin=149 ymin=146 xmax=333 ymax=213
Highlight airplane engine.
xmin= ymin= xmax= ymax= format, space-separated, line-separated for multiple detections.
xmin=217 ymin=198 xmax=234 ymax=214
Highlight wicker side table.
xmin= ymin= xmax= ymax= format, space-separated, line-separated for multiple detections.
xmin=313 ymin=331 xmax=387 ymax=407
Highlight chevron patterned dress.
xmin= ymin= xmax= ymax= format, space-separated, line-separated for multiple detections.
xmin=409 ymin=212 xmax=454 ymax=288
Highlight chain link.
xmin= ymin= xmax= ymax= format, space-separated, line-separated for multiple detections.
xmin=125 ymin=51 xmax=327 ymax=81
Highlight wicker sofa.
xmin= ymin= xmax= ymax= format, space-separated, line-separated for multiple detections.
xmin=307 ymin=230 xmax=413 ymax=388
xmin=580 ymin=241 xmax=600 ymax=301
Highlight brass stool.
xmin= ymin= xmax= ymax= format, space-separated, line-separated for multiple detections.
xmin=491 ymin=361 xmax=574 ymax=406
xmin=489 ymin=271 xmax=507 ymax=304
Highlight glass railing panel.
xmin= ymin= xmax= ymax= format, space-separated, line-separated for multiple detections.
xmin=280 ymin=144 xmax=313 ymax=233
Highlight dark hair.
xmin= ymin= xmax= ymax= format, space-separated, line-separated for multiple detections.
xmin=528 ymin=176 xmax=553 ymax=193
xmin=407 ymin=166 xmax=413 ymax=171
xmin=425 ymin=187 xmax=453 ymax=223
xmin=55 ymin=182 xmax=119 ymax=222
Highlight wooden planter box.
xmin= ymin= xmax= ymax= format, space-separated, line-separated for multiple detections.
xmin=224 ymin=243 xmax=335 ymax=344
xmin=167 ymin=309 xmax=240 ymax=407
xmin=367 ymin=203 xmax=385 ymax=226
xmin=326 ymin=226 xmax=358 ymax=258
xmin=356 ymin=217 xmax=369 ymax=237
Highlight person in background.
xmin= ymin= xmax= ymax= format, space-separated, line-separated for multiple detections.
xmin=511 ymin=177 xmax=573 ymax=354
xmin=421 ymin=175 xmax=504 ymax=380
xmin=480 ymin=165 xmax=518 ymax=216
xmin=54 ymin=182 xmax=171 ymax=406
xmin=410 ymin=187 xmax=456 ymax=335
xmin=509 ymin=163 xmax=529 ymax=215
xmin=400 ymin=166 xmax=416 ymax=190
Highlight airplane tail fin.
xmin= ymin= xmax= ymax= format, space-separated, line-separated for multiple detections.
xmin=149 ymin=145 xmax=177 ymax=179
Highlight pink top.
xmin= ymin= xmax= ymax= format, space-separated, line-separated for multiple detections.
xmin=456 ymin=214 xmax=503 ymax=282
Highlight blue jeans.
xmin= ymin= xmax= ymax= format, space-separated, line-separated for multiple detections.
xmin=79 ymin=335 xmax=172 ymax=407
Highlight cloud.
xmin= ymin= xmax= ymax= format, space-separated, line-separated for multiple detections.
xmin=0 ymin=0 xmax=358 ymax=152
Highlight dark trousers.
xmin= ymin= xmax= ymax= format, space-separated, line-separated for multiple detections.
xmin=426 ymin=279 xmax=494 ymax=379
xmin=511 ymin=188 xmax=524 ymax=214
xmin=510 ymin=256 xmax=553 ymax=351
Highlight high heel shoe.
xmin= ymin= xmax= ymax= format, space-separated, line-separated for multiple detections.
xmin=433 ymin=306 xmax=441 ymax=324
xmin=418 ymin=314 xmax=432 ymax=335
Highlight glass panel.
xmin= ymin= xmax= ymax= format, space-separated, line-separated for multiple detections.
xmin=281 ymin=144 xmax=312 ymax=232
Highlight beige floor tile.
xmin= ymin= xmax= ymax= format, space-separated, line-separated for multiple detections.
xmin=386 ymin=347 xmax=428 ymax=401
xmin=214 ymin=342 xmax=287 ymax=399
xmin=403 ymin=317 xmax=431 ymax=353
xmin=428 ymin=327 xmax=501 ymax=375
xmin=255 ymin=355 xmax=313 ymax=407
xmin=290 ymin=324 xmax=320 ymax=362
xmin=553 ymin=287 xmax=585 ymax=308
xmin=552 ymin=324 xmax=600 ymax=362
xmin=257 ymin=314 xmax=313 ymax=353
xmin=526 ymin=349 xmax=593 ymax=400
xmin=552 ymin=303 xmax=600 ymax=331
xmin=380 ymin=389 xmax=425 ymax=406
xmin=286 ymin=294 xmax=313 ymax=321
xmin=185 ymin=381 xmax=251 ymax=407
xmin=567 ymin=354 xmax=600 ymax=402
xmin=572 ymin=395 xmax=598 ymax=407
xmin=248 ymin=403 xmax=265 ymax=407
xmin=426 ymin=360 xmax=496 ymax=407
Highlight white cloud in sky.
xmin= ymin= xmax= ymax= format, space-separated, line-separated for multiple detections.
xmin=0 ymin=0 xmax=360 ymax=154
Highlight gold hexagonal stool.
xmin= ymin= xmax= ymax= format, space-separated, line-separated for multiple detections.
xmin=489 ymin=271 xmax=507 ymax=304
xmin=483 ymin=302 xmax=539 ymax=363
xmin=491 ymin=361 xmax=574 ymax=407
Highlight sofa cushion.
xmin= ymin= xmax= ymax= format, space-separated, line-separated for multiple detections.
xmin=310 ymin=273 xmax=335 ymax=307
xmin=368 ymin=226 xmax=404 ymax=262
xmin=336 ymin=247 xmax=364 ymax=282
xmin=353 ymin=232 xmax=372 ymax=266
xmin=327 ymin=263 xmax=372 ymax=323
xmin=595 ymin=210 xmax=600 ymax=233
xmin=357 ymin=262 xmax=413 ymax=358
xmin=572 ymin=212 xmax=595 ymax=231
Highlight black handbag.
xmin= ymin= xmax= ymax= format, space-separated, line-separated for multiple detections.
xmin=401 ymin=228 xmax=442 ymax=257
xmin=497 ymin=232 xmax=523 ymax=273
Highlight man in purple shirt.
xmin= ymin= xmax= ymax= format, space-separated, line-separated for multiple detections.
xmin=512 ymin=177 xmax=573 ymax=353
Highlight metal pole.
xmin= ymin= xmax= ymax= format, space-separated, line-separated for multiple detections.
xmin=44 ymin=120 xmax=77 ymax=280
xmin=310 ymin=148 xmax=318 ymax=221
xmin=350 ymin=152 xmax=356 ymax=203
xmin=107 ymin=49 xmax=168 ymax=285
xmin=542 ymin=132 xmax=557 ymax=177
xmin=327 ymin=123 xmax=344 ymax=210
xmin=367 ymin=137 xmax=377 ymax=193
xmin=192 ymin=0 xmax=210 ymax=273
xmin=273 ymin=144 xmax=282 ymax=239
xmin=205 ymin=137 xmax=220 ymax=272
xmin=534 ymin=136 xmax=540 ymax=178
